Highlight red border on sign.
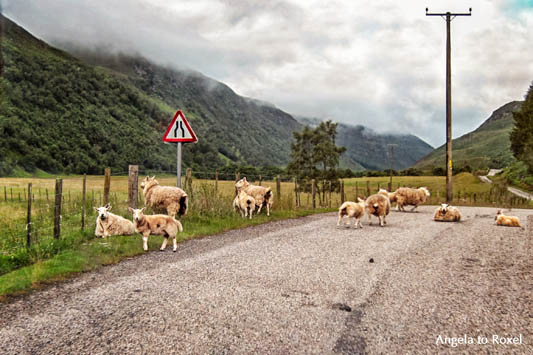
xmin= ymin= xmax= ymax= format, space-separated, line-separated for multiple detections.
xmin=162 ymin=110 xmax=198 ymax=143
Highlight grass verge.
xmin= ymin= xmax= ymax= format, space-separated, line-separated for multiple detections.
xmin=0 ymin=208 xmax=332 ymax=301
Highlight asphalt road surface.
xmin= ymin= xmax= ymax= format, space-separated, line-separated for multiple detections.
xmin=1 ymin=206 xmax=531 ymax=354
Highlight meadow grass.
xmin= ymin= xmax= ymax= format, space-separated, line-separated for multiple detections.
xmin=0 ymin=172 xmax=530 ymax=300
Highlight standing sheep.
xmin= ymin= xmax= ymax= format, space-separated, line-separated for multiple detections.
xmin=235 ymin=177 xmax=273 ymax=216
xmin=390 ymin=187 xmax=430 ymax=212
xmin=140 ymin=176 xmax=188 ymax=218
xmin=337 ymin=198 xmax=366 ymax=228
xmin=365 ymin=193 xmax=391 ymax=227
xmin=495 ymin=209 xmax=521 ymax=227
xmin=433 ymin=204 xmax=462 ymax=222
xmin=129 ymin=207 xmax=183 ymax=252
xmin=94 ymin=204 xmax=135 ymax=238
xmin=233 ymin=190 xmax=256 ymax=219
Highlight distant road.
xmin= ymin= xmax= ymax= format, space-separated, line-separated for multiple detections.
xmin=0 ymin=207 xmax=531 ymax=354
xmin=479 ymin=171 xmax=533 ymax=200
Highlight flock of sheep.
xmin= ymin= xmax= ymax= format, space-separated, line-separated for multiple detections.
xmin=337 ymin=186 xmax=522 ymax=228
xmin=94 ymin=176 xmax=522 ymax=252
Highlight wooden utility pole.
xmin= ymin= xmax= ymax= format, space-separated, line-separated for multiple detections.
xmin=426 ymin=7 xmax=471 ymax=203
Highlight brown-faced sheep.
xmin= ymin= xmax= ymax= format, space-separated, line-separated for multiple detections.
xmin=433 ymin=204 xmax=461 ymax=222
xmin=365 ymin=193 xmax=391 ymax=227
xmin=391 ymin=187 xmax=430 ymax=212
xmin=337 ymin=198 xmax=366 ymax=228
xmin=129 ymin=207 xmax=183 ymax=252
xmin=235 ymin=177 xmax=273 ymax=216
xmin=94 ymin=204 xmax=135 ymax=238
xmin=140 ymin=176 xmax=188 ymax=218
xmin=233 ymin=190 xmax=256 ymax=219
xmin=495 ymin=209 xmax=521 ymax=227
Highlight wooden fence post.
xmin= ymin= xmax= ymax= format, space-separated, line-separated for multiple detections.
xmin=81 ymin=174 xmax=86 ymax=230
xmin=4 ymin=186 xmax=6 ymax=201
xmin=54 ymin=178 xmax=62 ymax=239
xmin=18 ymin=193 xmax=21 ymax=202
xmin=215 ymin=170 xmax=219 ymax=192
xmin=328 ymin=181 xmax=332 ymax=208
xmin=187 ymin=168 xmax=193 ymax=200
xmin=276 ymin=175 xmax=281 ymax=203
xmin=27 ymin=183 xmax=32 ymax=248
xmin=128 ymin=165 xmax=139 ymax=209
xmin=259 ymin=175 xmax=262 ymax=186
xmin=46 ymin=188 xmax=49 ymax=202
xmin=23 ymin=187 xmax=26 ymax=201
xmin=340 ymin=180 xmax=345 ymax=204
xmin=294 ymin=177 xmax=299 ymax=207
xmin=235 ymin=172 xmax=241 ymax=196
xmin=377 ymin=182 xmax=380 ymax=192
xmin=366 ymin=181 xmax=370 ymax=197
xmin=355 ymin=181 xmax=358 ymax=199
xmin=312 ymin=179 xmax=316 ymax=209
xmin=10 ymin=187 xmax=13 ymax=201
xmin=103 ymin=168 xmax=111 ymax=206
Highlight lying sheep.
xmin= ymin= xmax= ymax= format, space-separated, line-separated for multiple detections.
xmin=140 ymin=176 xmax=188 ymax=218
xmin=129 ymin=207 xmax=183 ymax=252
xmin=235 ymin=177 xmax=273 ymax=216
xmin=94 ymin=204 xmax=135 ymax=238
xmin=233 ymin=190 xmax=256 ymax=219
xmin=433 ymin=204 xmax=461 ymax=222
xmin=337 ymin=198 xmax=366 ymax=228
xmin=495 ymin=209 xmax=521 ymax=227
xmin=390 ymin=187 xmax=430 ymax=212
xmin=365 ymin=193 xmax=390 ymax=227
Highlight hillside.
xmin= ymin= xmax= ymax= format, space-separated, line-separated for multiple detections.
xmin=415 ymin=101 xmax=523 ymax=171
xmin=0 ymin=14 xmax=301 ymax=176
xmin=294 ymin=117 xmax=434 ymax=171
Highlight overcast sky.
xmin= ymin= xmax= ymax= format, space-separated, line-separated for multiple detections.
xmin=3 ymin=0 xmax=533 ymax=147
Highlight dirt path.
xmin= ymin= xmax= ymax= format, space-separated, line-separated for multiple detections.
xmin=0 ymin=207 xmax=531 ymax=354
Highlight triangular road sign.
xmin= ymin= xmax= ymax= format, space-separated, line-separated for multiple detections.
xmin=162 ymin=110 xmax=198 ymax=143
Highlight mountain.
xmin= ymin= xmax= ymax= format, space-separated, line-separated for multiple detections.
xmin=0 ymin=14 xmax=301 ymax=175
xmin=414 ymin=101 xmax=523 ymax=171
xmin=294 ymin=117 xmax=434 ymax=171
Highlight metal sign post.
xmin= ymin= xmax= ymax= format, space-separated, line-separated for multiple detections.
xmin=162 ymin=110 xmax=198 ymax=188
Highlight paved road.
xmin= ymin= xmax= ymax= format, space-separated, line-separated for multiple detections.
xmin=0 ymin=206 xmax=531 ymax=354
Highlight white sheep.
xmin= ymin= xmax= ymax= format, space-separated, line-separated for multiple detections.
xmin=233 ymin=190 xmax=256 ymax=219
xmin=235 ymin=177 xmax=273 ymax=216
xmin=433 ymin=204 xmax=461 ymax=222
xmin=337 ymin=198 xmax=366 ymax=228
xmin=495 ymin=209 xmax=521 ymax=227
xmin=94 ymin=204 xmax=136 ymax=238
xmin=388 ymin=187 xmax=430 ymax=212
xmin=129 ymin=207 xmax=183 ymax=252
xmin=365 ymin=193 xmax=391 ymax=227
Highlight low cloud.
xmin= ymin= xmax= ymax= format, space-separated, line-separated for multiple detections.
xmin=3 ymin=0 xmax=532 ymax=146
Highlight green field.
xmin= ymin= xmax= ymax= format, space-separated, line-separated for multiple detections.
xmin=0 ymin=173 xmax=530 ymax=299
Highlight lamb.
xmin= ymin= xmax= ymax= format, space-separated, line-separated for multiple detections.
xmin=365 ymin=193 xmax=391 ymax=227
xmin=235 ymin=177 xmax=273 ymax=216
xmin=495 ymin=209 xmax=521 ymax=227
xmin=390 ymin=187 xmax=430 ymax=212
xmin=337 ymin=198 xmax=366 ymax=228
xmin=433 ymin=204 xmax=461 ymax=222
xmin=94 ymin=204 xmax=135 ymax=238
xmin=129 ymin=207 xmax=183 ymax=252
xmin=140 ymin=176 xmax=188 ymax=218
xmin=233 ymin=190 xmax=256 ymax=219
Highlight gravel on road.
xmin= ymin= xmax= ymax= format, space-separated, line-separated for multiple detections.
xmin=0 ymin=206 xmax=531 ymax=354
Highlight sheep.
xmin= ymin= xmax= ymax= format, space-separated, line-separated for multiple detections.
xmin=495 ymin=209 xmax=521 ymax=227
xmin=94 ymin=204 xmax=135 ymax=238
xmin=391 ymin=187 xmax=430 ymax=212
xmin=233 ymin=190 xmax=256 ymax=219
xmin=365 ymin=193 xmax=391 ymax=227
xmin=235 ymin=177 xmax=273 ymax=216
xmin=337 ymin=198 xmax=366 ymax=228
xmin=433 ymin=204 xmax=461 ymax=222
xmin=140 ymin=176 xmax=188 ymax=218
xmin=129 ymin=207 xmax=183 ymax=252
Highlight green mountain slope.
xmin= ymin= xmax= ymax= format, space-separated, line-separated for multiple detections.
xmin=0 ymin=14 xmax=301 ymax=175
xmin=414 ymin=101 xmax=523 ymax=171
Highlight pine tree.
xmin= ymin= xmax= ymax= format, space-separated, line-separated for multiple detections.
xmin=510 ymin=82 xmax=533 ymax=173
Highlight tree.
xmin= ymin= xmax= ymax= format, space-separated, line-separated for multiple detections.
xmin=287 ymin=120 xmax=346 ymax=192
xmin=510 ymin=82 xmax=533 ymax=173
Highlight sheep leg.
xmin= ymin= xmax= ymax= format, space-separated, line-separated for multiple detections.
xmin=379 ymin=215 xmax=385 ymax=227
xmin=160 ymin=234 xmax=169 ymax=251
xmin=367 ymin=214 xmax=373 ymax=225
xmin=337 ymin=214 xmax=344 ymax=226
xmin=266 ymin=202 xmax=270 ymax=216
xmin=142 ymin=233 xmax=149 ymax=251
xmin=410 ymin=205 xmax=418 ymax=212
xmin=358 ymin=218 xmax=363 ymax=228
xmin=172 ymin=235 xmax=177 ymax=252
xmin=249 ymin=207 xmax=253 ymax=219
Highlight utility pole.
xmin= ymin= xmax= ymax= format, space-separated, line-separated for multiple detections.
xmin=387 ymin=144 xmax=397 ymax=192
xmin=426 ymin=7 xmax=471 ymax=203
